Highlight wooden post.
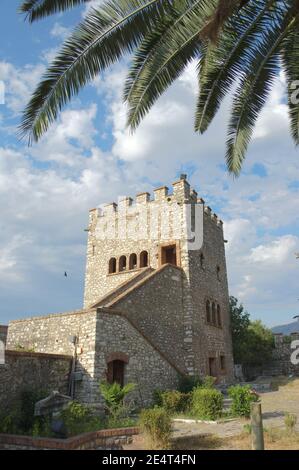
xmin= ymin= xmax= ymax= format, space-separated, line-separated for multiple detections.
xmin=251 ymin=401 xmax=264 ymax=450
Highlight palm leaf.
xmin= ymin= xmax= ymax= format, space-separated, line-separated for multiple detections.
xmin=195 ymin=0 xmax=271 ymax=134
xmin=19 ymin=0 xmax=92 ymax=22
xmin=19 ymin=0 xmax=168 ymax=143
xmin=226 ymin=12 xmax=296 ymax=175
xmin=281 ymin=21 xmax=299 ymax=144
xmin=126 ymin=0 xmax=218 ymax=130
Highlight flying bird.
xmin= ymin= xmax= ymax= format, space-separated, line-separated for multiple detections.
xmin=64 ymin=272 xmax=68 ymax=278
xmin=293 ymin=315 xmax=299 ymax=319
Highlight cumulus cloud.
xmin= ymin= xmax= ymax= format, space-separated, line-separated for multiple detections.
xmin=1 ymin=53 xmax=299 ymax=326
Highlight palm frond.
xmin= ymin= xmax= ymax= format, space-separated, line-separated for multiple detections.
xmin=126 ymin=0 xmax=218 ymax=130
xmin=195 ymin=1 xmax=271 ymax=134
xmin=19 ymin=0 xmax=168 ymax=143
xmin=226 ymin=10 xmax=294 ymax=175
xmin=19 ymin=0 xmax=91 ymax=22
xmin=281 ymin=21 xmax=299 ymax=144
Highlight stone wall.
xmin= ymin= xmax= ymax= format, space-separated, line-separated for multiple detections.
xmin=244 ymin=333 xmax=299 ymax=379
xmin=0 ymin=350 xmax=71 ymax=411
xmin=0 ymin=325 xmax=8 ymax=345
xmin=108 ymin=264 xmax=187 ymax=373
xmin=6 ymin=309 xmax=98 ymax=404
xmin=94 ymin=309 xmax=180 ymax=408
xmin=6 ymin=309 xmax=179 ymax=407
xmin=188 ymin=211 xmax=234 ymax=382
xmin=83 ymin=176 xmax=234 ymax=384
xmin=0 ymin=427 xmax=139 ymax=450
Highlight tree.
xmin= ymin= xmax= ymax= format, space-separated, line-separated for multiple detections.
xmin=229 ymin=296 xmax=274 ymax=366
xmin=229 ymin=296 xmax=250 ymax=363
xmin=19 ymin=0 xmax=299 ymax=174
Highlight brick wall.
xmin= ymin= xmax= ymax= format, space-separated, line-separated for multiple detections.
xmin=0 ymin=427 xmax=139 ymax=450
xmin=0 ymin=350 xmax=72 ymax=410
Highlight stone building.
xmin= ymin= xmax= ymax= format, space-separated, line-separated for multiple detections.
xmin=6 ymin=175 xmax=234 ymax=408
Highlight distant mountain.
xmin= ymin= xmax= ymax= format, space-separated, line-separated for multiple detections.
xmin=272 ymin=321 xmax=299 ymax=335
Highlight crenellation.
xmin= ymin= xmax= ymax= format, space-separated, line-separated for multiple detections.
xmin=154 ymin=186 xmax=169 ymax=200
xmin=3 ymin=176 xmax=233 ymax=412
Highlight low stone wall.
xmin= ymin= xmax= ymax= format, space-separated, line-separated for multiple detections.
xmin=0 ymin=350 xmax=72 ymax=410
xmin=244 ymin=333 xmax=299 ymax=380
xmin=0 ymin=427 xmax=139 ymax=450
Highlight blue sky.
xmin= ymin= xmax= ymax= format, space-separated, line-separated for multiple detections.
xmin=1 ymin=0 xmax=299 ymax=327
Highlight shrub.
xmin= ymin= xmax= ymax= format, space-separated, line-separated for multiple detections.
xmin=139 ymin=407 xmax=172 ymax=449
xmin=155 ymin=390 xmax=190 ymax=414
xmin=284 ymin=413 xmax=297 ymax=434
xmin=178 ymin=375 xmax=202 ymax=393
xmin=202 ymin=376 xmax=216 ymax=389
xmin=61 ymin=401 xmax=101 ymax=437
xmin=99 ymin=381 xmax=136 ymax=415
xmin=191 ymin=387 xmax=223 ymax=421
xmin=228 ymin=385 xmax=259 ymax=418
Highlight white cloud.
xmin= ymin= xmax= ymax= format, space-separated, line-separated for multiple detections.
xmin=1 ymin=56 xmax=299 ymax=327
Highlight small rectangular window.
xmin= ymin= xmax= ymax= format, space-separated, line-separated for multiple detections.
xmin=220 ymin=355 xmax=226 ymax=371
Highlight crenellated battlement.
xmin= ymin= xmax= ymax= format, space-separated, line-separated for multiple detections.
xmin=88 ymin=175 xmax=223 ymax=230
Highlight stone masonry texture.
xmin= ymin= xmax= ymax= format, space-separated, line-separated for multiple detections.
xmin=4 ymin=176 xmax=234 ymax=408
xmin=0 ymin=351 xmax=71 ymax=411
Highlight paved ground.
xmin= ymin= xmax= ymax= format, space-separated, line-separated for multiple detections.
xmin=124 ymin=377 xmax=299 ymax=450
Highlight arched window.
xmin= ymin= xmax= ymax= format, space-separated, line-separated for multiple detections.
xmin=206 ymin=300 xmax=211 ymax=324
xmin=217 ymin=305 xmax=221 ymax=327
xmin=212 ymin=303 xmax=216 ymax=325
xmin=129 ymin=253 xmax=137 ymax=270
xmin=108 ymin=257 xmax=117 ymax=274
xmin=140 ymin=251 xmax=149 ymax=268
xmin=216 ymin=265 xmax=220 ymax=281
xmin=119 ymin=255 xmax=127 ymax=272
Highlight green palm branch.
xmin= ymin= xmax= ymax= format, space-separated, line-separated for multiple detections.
xmin=19 ymin=0 xmax=299 ymax=174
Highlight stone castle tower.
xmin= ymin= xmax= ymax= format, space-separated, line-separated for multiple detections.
xmin=6 ymin=175 xmax=234 ymax=407
xmin=83 ymin=175 xmax=234 ymax=380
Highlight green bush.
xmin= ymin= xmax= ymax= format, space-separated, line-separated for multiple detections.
xmin=202 ymin=376 xmax=216 ymax=389
xmin=228 ymin=385 xmax=259 ymax=418
xmin=99 ymin=381 xmax=135 ymax=414
xmin=191 ymin=387 xmax=223 ymax=420
xmin=159 ymin=390 xmax=190 ymax=414
xmin=61 ymin=401 xmax=101 ymax=437
xmin=139 ymin=407 xmax=172 ymax=449
xmin=178 ymin=375 xmax=202 ymax=393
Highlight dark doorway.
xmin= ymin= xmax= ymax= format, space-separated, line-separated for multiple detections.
xmin=107 ymin=360 xmax=125 ymax=386
xmin=161 ymin=244 xmax=177 ymax=266
xmin=208 ymin=357 xmax=217 ymax=377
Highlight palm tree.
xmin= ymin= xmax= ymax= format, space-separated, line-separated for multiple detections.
xmin=19 ymin=0 xmax=299 ymax=175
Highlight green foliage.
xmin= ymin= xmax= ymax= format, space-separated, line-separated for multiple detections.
xmin=243 ymin=423 xmax=252 ymax=435
xmin=228 ymin=385 xmax=259 ymax=418
xmin=158 ymin=390 xmax=190 ymax=415
xmin=0 ymin=388 xmax=48 ymax=436
xmin=61 ymin=401 xmax=101 ymax=437
xmin=99 ymin=381 xmax=136 ymax=414
xmin=230 ymin=296 xmax=274 ymax=366
xmin=19 ymin=1 xmax=299 ymax=174
xmin=191 ymin=387 xmax=223 ymax=421
xmin=178 ymin=375 xmax=202 ymax=393
xmin=202 ymin=376 xmax=216 ymax=389
xmin=284 ymin=413 xmax=297 ymax=434
xmin=139 ymin=407 xmax=172 ymax=449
